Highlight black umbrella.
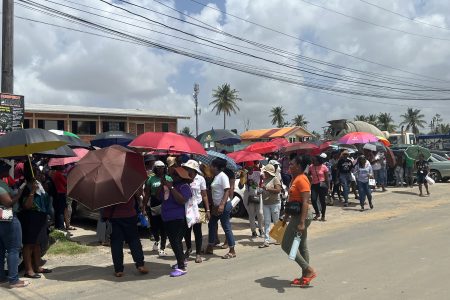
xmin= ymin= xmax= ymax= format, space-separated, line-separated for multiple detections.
xmin=90 ymin=131 xmax=136 ymax=148
xmin=58 ymin=135 xmax=91 ymax=149
xmin=36 ymin=145 xmax=77 ymax=158
xmin=197 ymin=129 xmax=241 ymax=146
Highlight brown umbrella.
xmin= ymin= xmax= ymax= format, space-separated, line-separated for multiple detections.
xmin=67 ymin=145 xmax=146 ymax=210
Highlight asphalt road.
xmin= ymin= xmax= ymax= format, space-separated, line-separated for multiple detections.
xmin=1 ymin=184 xmax=449 ymax=300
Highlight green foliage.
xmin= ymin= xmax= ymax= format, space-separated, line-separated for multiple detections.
xmin=270 ymin=106 xmax=287 ymax=128
xmin=291 ymin=114 xmax=309 ymax=128
xmin=400 ymin=108 xmax=427 ymax=135
xmin=210 ymin=83 xmax=242 ymax=129
xmin=377 ymin=113 xmax=396 ymax=132
xmin=47 ymin=230 xmax=89 ymax=256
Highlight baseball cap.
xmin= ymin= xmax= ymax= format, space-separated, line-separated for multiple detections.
xmin=154 ymin=160 xmax=165 ymax=168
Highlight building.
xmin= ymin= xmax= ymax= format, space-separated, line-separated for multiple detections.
xmin=240 ymin=126 xmax=314 ymax=144
xmin=24 ymin=104 xmax=189 ymax=141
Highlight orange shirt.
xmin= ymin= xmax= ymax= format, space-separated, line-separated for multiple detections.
xmin=288 ymin=174 xmax=311 ymax=203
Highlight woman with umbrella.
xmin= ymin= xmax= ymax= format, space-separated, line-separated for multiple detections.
xmin=416 ymin=154 xmax=430 ymax=197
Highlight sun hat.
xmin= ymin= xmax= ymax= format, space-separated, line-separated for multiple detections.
xmin=268 ymin=159 xmax=280 ymax=166
xmin=263 ymin=164 xmax=276 ymax=176
xmin=182 ymin=160 xmax=203 ymax=175
xmin=174 ymin=167 xmax=192 ymax=180
xmin=167 ymin=156 xmax=177 ymax=167
xmin=154 ymin=160 xmax=165 ymax=168
xmin=320 ymin=153 xmax=327 ymax=159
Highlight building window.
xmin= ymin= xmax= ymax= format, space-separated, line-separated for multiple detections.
xmin=37 ymin=120 xmax=64 ymax=130
xmin=162 ymin=123 xmax=169 ymax=132
xmin=72 ymin=121 xmax=97 ymax=135
xmin=136 ymin=124 xmax=145 ymax=135
xmin=23 ymin=119 xmax=30 ymax=129
xmin=288 ymin=137 xmax=296 ymax=143
xmin=102 ymin=121 xmax=125 ymax=132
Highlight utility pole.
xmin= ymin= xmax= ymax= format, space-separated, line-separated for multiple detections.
xmin=2 ymin=0 xmax=14 ymax=93
xmin=193 ymin=83 xmax=200 ymax=137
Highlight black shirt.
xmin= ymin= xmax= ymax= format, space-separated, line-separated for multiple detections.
xmin=337 ymin=158 xmax=354 ymax=174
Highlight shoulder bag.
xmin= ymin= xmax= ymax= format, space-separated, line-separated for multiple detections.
xmin=0 ymin=205 xmax=13 ymax=222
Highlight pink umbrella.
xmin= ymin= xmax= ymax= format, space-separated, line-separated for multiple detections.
xmin=282 ymin=142 xmax=319 ymax=153
xmin=227 ymin=150 xmax=264 ymax=163
xmin=338 ymin=132 xmax=378 ymax=145
xmin=48 ymin=148 xmax=90 ymax=166
xmin=244 ymin=141 xmax=278 ymax=154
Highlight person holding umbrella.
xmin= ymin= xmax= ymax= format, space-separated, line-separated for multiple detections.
xmin=103 ymin=186 xmax=148 ymax=278
xmin=160 ymin=167 xmax=193 ymax=277
xmin=416 ymin=154 xmax=430 ymax=197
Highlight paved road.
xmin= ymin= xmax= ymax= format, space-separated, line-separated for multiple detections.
xmin=1 ymin=184 xmax=449 ymax=300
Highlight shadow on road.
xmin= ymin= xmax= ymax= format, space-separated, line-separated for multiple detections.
xmin=391 ymin=191 xmax=419 ymax=196
xmin=44 ymin=261 xmax=169 ymax=282
xmin=255 ymin=276 xmax=292 ymax=293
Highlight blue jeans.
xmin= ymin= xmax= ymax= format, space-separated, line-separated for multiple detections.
xmin=0 ymin=216 xmax=22 ymax=284
xmin=208 ymin=201 xmax=235 ymax=247
xmin=357 ymin=181 xmax=372 ymax=207
xmin=339 ymin=173 xmax=352 ymax=203
xmin=263 ymin=203 xmax=281 ymax=242
xmin=375 ymin=169 xmax=387 ymax=186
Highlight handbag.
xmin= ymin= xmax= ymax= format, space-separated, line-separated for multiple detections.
xmin=269 ymin=220 xmax=287 ymax=243
xmin=150 ymin=205 xmax=162 ymax=216
xmin=284 ymin=201 xmax=302 ymax=215
xmin=368 ymin=178 xmax=376 ymax=187
xmin=0 ymin=205 xmax=13 ymax=222
xmin=425 ymin=175 xmax=435 ymax=185
xmin=247 ymin=187 xmax=261 ymax=204
xmin=198 ymin=208 xmax=207 ymax=224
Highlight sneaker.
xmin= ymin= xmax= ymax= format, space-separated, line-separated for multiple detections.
xmin=171 ymin=260 xmax=188 ymax=270
xmin=158 ymin=249 xmax=167 ymax=257
xmin=251 ymin=231 xmax=258 ymax=238
xmin=344 ymin=203 xmax=349 ymax=207
xmin=258 ymin=229 xmax=264 ymax=238
xmin=170 ymin=269 xmax=187 ymax=277
xmin=152 ymin=242 xmax=159 ymax=251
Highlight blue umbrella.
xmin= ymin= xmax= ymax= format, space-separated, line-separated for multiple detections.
xmin=91 ymin=131 xmax=136 ymax=148
xmin=197 ymin=129 xmax=241 ymax=146
xmin=194 ymin=150 xmax=240 ymax=171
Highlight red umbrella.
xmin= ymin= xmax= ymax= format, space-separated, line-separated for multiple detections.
xmin=282 ymin=142 xmax=319 ymax=153
xmin=338 ymin=132 xmax=378 ymax=145
xmin=319 ymin=141 xmax=335 ymax=151
xmin=244 ymin=141 xmax=278 ymax=154
xmin=271 ymin=138 xmax=289 ymax=148
xmin=67 ymin=145 xmax=147 ymax=210
xmin=129 ymin=132 xmax=206 ymax=155
xmin=48 ymin=148 xmax=90 ymax=167
xmin=227 ymin=150 xmax=264 ymax=163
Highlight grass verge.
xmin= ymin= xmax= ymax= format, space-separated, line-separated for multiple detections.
xmin=47 ymin=230 xmax=90 ymax=256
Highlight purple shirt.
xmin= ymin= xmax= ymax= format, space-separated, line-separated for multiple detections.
xmin=161 ymin=183 xmax=192 ymax=222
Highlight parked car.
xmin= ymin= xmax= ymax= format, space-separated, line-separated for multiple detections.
xmin=428 ymin=155 xmax=450 ymax=182
xmin=430 ymin=150 xmax=450 ymax=161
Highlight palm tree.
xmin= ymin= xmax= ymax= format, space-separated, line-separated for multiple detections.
xmin=437 ymin=123 xmax=450 ymax=134
xmin=354 ymin=115 xmax=368 ymax=122
xmin=367 ymin=114 xmax=379 ymax=127
xmin=210 ymin=83 xmax=242 ymax=129
xmin=377 ymin=113 xmax=397 ymax=132
xmin=270 ymin=106 xmax=287 ymax=128
xmin=400 ymin=108 xmax=427 ymax=135
xmin=311 ymin=130 xmax=321 ymax=140
xmin=180 ymin=126 xmax=193 ymax=137
xmin=291 ymin=114 xmax=309 ymax=128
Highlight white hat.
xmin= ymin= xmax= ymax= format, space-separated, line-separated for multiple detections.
xmin=268 ymin=159 xmax=280 ymax=166
xmin=154 ymin=160 xmax=165 ymax=168
xmin=263 ymin=164 xmax=277 ymax=176
xmin=320 ymin=153 xmax=327 ymax=159
xmin=182 ymin=160 xmax=203 ymax=175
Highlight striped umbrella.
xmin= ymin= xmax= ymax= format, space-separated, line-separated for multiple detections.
xmin=49 ymin=129 xmax=79 ymax=139
xmin=194 ymin=150 xmax=240 ymax=171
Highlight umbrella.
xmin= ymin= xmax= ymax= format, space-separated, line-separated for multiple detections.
xmin=67 ymin=145 xmax=147 ymax=210
xmin=282 ymin=142 xmax=319 ymax=153
xmin=91 ymin=131 xmax=136 ymax=148
xmin=36 ymin=145 xmax=77 ymax=158
xmin=129 ymin=132 xmax=206 ymax=155
xmin=194 ymin=150 xmax=240 ymax=171
xmin=405 ymin=145 xmax=431 ymax=161
xmin=271 ymin=138 xmax=290 ymax=148
xmin=228 ymin=150 xmax=265 ymax=163
xmin=58 ymin=135 xmax=91 ymax=149
xmin=197 ymin=129 xmax=241 ymax=146
xmin=377 ymin=136 xmax=391 ymax=147
xmin=48 ymin=148 xmax=90 ymax=167
xmin=0 ymin=128 xmax=67 ymax=158
xmin=244 ymin=141 xmax=278 ymax=154
xmin=49 ymin=129 xmax=79 ymax=139
xmin=338 ymin=132 xmax=378 ymax=145
xmin=385 ymin=147 xmax=397 ymax=168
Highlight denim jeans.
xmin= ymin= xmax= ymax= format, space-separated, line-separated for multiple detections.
xmin=263 ymin=203 xmax=281 ymax=242
xmin=0 ymin=216 xmax=22 ymax=284
xmin=357 ymin=181 xmax=372 ymax=207
xmin=208 ymin=201 xmax=235 ymax=247
xmin=339 ymin=173 xmax=352 ymax=203
xmin=110 ymin=216 xmax=145 ymax=273
xmin=395 ymin=167 xmax=404 ymax=186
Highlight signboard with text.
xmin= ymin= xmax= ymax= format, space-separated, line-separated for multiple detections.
xmin=0 ymin=93 xmax=24 ymax=133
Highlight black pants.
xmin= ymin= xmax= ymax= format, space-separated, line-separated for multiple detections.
xmin=148 ymin=213 xmax=167 ymax=250
xmin=311 ymin=183 xmax=327 ymax=217
xmin=53 ymin=193 xmax=66 ymax=229
xmin=165 ymin=219 xmax=186 ymax=269
xmin=184 ymin=223 xmax=202 ymax=255
xmin=110 ymin=216 xmax=144 ymax=273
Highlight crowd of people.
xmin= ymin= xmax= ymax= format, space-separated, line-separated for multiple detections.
xmin=0 ymin=144 xmax=432 ymax=289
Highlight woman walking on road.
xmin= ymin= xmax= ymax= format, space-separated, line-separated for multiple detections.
xmin=416 ymin=154 xmax=430 ymax=197
xmin=281 ymin=156 xmax=317 ymax=287
xmin=354 ymin=156 xmax=374 ymax=211
xmin=309 ymin=156 xmax=330 ymax=221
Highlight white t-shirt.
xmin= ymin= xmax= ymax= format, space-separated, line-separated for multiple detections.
xmin=211 ymin=171 xmax=231 ymax=206
xmin=190 ymin=174 xmax=207 ymax=205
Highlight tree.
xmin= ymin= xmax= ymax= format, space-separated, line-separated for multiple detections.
xmin=291 ymin=114 xmax=309 ymax=128
xmin=270 ymin=106 xmax=287 ymax=128
xmin=180 ymin=126 xmax=193 ymax=137
xmin=311 ymin=130 xmax=321 ymax=140
xmin=400 ymin=108 xmax=427 ymax=135
xmin=437 ymin=123 xmax=450 ymax=134
xmin=377 ymin=113 xmax=396 ymax=132
xmin=430 ymin=113 xmax=443 ymax=133
xmin=367 ymin=114 xmax=379 ymax=127
xmin=354 ymin=115 xmax=368 ymax=122
xmin=210 ymin=83 xmax=242 ymax=129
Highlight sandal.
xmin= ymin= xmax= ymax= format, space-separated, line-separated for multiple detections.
xmin=37 ymin=268 xmax=52 ymax=274
xmin=313 ymin=214 xmax=320 ymax=221
xmin=221 ymin=252 xmax=236 ymax=259
xmin=24 ymin=273 xmax=41 ymax=279
xmin=66 ymin=226 xmax=77 ymax=231
xmin=137 ymin=266 xmax=149 ymax=274
xmin=300 ymin=273 xmax=317 ymax=287
xmin=290 ymin=278 xmax=303 ymax=287
xmin=114 ymin=272 xmax=124 ymax=277
xmin=195 ymin=255 xmax=202 ymax=263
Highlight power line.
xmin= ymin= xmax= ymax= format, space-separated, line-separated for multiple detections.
xmin=358 ymin=0 xmax=450 ymax=32
xmin=188 ymin=0 xmax=450 ymax=83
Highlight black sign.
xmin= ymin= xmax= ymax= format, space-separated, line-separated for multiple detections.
xmin=0 ymin=93 xmax=24 ymax=133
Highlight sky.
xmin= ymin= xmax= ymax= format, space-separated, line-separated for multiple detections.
xmin=5 ymin=0 xmax=450 ymax=135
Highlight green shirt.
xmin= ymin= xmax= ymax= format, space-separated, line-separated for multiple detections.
xmin=0 ymin=180 xmax=11 ymax=196
xmin=146 ymin=175 xmax=172 ymax=196
xmin=405 ymin=156 xmax=415 ymax=168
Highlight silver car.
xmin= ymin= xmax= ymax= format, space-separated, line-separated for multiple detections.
xmin=428 ymin=154 xmax=450 ymax=182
